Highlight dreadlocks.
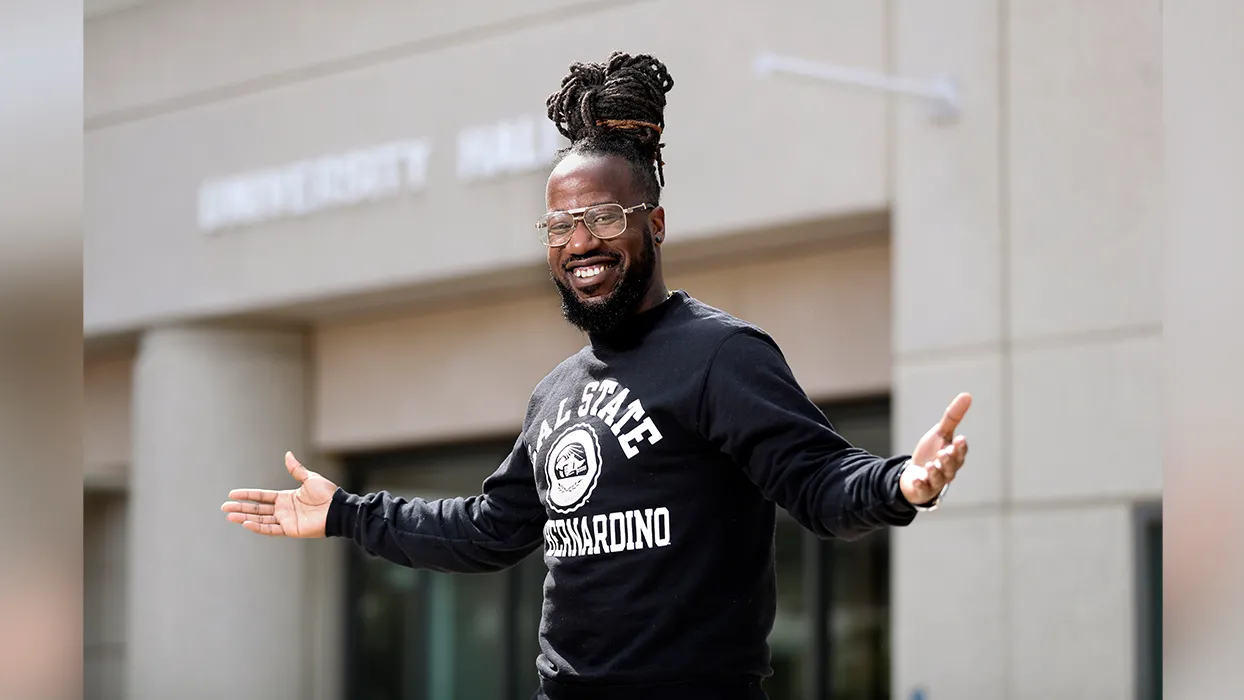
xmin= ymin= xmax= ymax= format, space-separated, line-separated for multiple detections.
xmin=545 ymin=51 xmax=675 ymax=203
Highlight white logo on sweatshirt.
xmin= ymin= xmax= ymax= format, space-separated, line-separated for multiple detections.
xmin=543 ymin=507 xmax=672 ymax=558
xmin=545 ymin=423 xmax=604 ymax=514
xmin=529 ymin=378 xmax=669 ymax=542
xmin=533 ymin=379 xmax=664 ymax=461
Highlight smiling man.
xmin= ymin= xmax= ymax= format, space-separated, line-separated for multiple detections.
xmin=222 ymin=51 xmax=972 ymax=700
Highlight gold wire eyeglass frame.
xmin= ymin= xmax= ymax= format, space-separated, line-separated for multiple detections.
xmin=535 ymin=202 xmax=655 ymax=247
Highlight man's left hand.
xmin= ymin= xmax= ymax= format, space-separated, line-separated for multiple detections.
xmin=901 ymin=392 xmax=972 ymax=506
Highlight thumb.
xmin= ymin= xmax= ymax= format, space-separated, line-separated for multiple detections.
xmin=285 ymin=451 xmax=312 ymax=483
xmin=936 ymin=392 xmax=973 ymax=439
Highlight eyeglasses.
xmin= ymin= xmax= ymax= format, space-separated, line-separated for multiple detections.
xmin=535 ymin=202 xmax=655 ymax=247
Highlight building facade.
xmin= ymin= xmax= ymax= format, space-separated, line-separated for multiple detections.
xmin=83 ymin=1 xmax=1164 ymax=699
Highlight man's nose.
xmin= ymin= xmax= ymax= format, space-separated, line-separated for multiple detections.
xmin=564 ymin=220 xmax=602 ymax=256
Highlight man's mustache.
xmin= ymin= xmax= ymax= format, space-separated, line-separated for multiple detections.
xmin=562 ymin=252 xmax=622 ymax=268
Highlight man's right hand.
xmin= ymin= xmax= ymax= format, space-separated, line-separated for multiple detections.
xmin=221 ymin=452 xmax=337 ymax=538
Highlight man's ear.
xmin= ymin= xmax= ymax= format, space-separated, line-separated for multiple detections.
xmin=650 ymin=206 xmax=666 ymax=244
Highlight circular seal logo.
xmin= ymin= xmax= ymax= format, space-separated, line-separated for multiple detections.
xmin=545 ymin=423 xmax=603 ymax=514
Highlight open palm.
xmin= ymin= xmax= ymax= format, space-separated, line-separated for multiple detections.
xmin=221 ymin=452 xmax=337 ymax=538
xmin=900 ymin=392 xmax=972 ymax=505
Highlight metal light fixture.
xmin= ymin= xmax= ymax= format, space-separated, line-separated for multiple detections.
xmin=754 ymin=52 xmax=961 ymax=123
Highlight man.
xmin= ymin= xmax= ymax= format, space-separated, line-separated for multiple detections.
xmin=222 ymin=51 xmax=972 ymax=700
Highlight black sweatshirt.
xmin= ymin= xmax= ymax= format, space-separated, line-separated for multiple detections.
xmin=326 ymin=291 xmax=919 ymax=699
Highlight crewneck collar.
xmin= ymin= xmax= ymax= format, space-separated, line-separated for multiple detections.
xmin=588 ymin=290 xmax=686 ymax=351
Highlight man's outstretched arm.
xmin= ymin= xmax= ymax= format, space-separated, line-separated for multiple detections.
xmin=326 ymin=436 xmax=546 ymax=572
xmin=696 ymin=328 xmax=971 ymax=541
xmin=222 ymin=435 xmax=547 ymax=574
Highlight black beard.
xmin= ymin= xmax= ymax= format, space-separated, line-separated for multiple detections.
xmin=553 ymin=227 xmax=657 ymax=336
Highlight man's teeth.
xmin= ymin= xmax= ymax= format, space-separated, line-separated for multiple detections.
xmin=573 ymin=264 xmax=611 ymax=279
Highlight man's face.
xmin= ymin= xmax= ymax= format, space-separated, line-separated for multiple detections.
xmin=544 ymin=153 xmax=665 ymax=334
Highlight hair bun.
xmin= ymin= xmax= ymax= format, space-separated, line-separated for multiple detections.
xmin=545 ymin=51 xmax=675 ymax=188
xmin=546 ymin=51 xmax=674 ymax=145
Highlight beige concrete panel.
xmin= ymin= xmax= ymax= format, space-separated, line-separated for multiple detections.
xmin=85 ymin=0 xmax=889 ymax=334
xmin=895 ymin=352 xmax=1004 ymax=506
xmin=316 ymin=243 xmax=893 ymax=450
xmin=314 ymin=293 xmax=586 ymax=450
xmin=893 ymin=0 xmax=1004 ymax=355
xmin=86 ymin=0 xmax=603 ymax=120
xmin=665 ymin=268 xmax=743 ymax=319
xmin=1007 ymin=0 xmax=1162 ymax=340
xmin=731 ymin=244 xmax=892 ymax=400
xmin=84 ymin=351 xmax=134 ymax=487
xmin=128 ymin=327 xmax=310 ymax=699
xmin=1009 ymin=505 xmax=1136 ymax=700
xmin=892 ymin=511 xmax=1006 ymax=699
xmin=1010 ymin=333 xmax=1161 ymax=503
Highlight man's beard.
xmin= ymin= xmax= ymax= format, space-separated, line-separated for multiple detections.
xmin=552 ymin=227 xmax=657 ymax=336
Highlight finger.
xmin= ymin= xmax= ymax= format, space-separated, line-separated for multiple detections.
xmin=241 ymin=520 xmax=286 ymax=537
xmin=905 ymin=463 xmax=932 ymax=499
xmin=286 ymin=451 xmax=311 ymax=483
xmin=937 ymin=445 xmax=963 ymax=478
xmin=937 ymin=393 xmax=973 ymax=440
xmin=226 ymin=489 xmax=280 ymax=504
xmin=952 ymin=437 xmax=969 ymax=467
xmin=924 ymin=459 xmax=948 ymax=491
xmin=910 ymin=478 xmax=932 ymax=502
xmin=933 ymin=447 xmax=954 ymax=479
xmin=221 ymin=501 xmax=275 ymax=516
xmin=227 ymin=512 xmax=279 ymax=526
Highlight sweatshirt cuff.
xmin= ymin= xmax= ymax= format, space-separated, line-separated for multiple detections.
xmin=886 ymin=457 xmax=920 ymax=520
xmin=325 ymin=488 xmax=361 ymax=539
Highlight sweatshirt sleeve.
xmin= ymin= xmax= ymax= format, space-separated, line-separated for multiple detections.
xmin=323 ymin=435 xmax=547 ymax=573
xmin=697 ymin=328 xmax=918 ymax=541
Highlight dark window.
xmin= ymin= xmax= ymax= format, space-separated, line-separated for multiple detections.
xmin=812 ymin=397 xmax=894 ymax=700
xmin=1135 ymin=503 xmax=1162 ymax=700
xmin=84 ymin=490 xmax=129 ymax=700
xmin=343 ymin=396 xmax=894 ymax=700
xmin=342 ymin=439 xmax=545 ymax=700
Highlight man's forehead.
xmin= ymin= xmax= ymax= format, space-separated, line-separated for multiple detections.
xmin=546 ymin=154 xmax=634 ymax=208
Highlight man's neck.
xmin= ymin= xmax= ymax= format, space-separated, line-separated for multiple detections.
xmin=634 ymin=283 xmax=671 ymax=316
xmin=587 ymin=287 xmax=680 ymax=349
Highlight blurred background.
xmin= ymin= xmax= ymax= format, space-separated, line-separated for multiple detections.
xmin=76 ymin=1 xmax=1191 ymax=699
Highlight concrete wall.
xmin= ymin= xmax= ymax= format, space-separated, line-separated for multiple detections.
xmin=889 ymin=0 xmax=1162 ymax=698
xmin=315 ymin=238 xmax=893 ymax=450
xmin=84 ymin=0 xmax=891 ymax=336
xmin=84 ymin=350 xmax=134 ymax=488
